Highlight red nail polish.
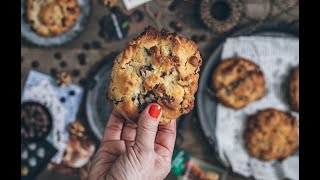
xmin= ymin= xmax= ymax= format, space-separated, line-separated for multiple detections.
xmin=149 ymin=104 xmax=162 ymax=119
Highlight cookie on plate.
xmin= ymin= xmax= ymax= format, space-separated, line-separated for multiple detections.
xmin=244 ymin=108 xmax=299 ymax=161
xmin=107 ymin=26 xmax=202 ymax=125
xmin=289 ymin=66 xmax=299 ymax=112
xmin=26 ymin=0 xmax=80 ymax=36
xmin=211 ymin=57 xmax=266 ymax=109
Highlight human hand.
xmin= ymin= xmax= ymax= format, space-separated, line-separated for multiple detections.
xmin=80 ymin=103 xmax=176 ymax=180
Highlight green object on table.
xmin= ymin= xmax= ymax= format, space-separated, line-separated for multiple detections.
xmin=121 ymin=21 xmax=129 ymax=29
xmin=171 ymin=149 xmax=190 ymax=176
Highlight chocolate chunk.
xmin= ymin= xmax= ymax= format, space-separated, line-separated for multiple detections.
xmin=140 ymin=65 xmax=152 ymax=76
xmin=162 ymin=94 xmax=175 ymax=110
xmin=60 ymin=97 xmax=66 ymax=103
xmin=160 ymin=72 xmax=166 ymax=77
xmin=171 ymin=56 xmax=179 ymax=64
xmin=82 ymin=43 xmax=91 ymax=50
xmin=92 ymin=41 xmax=102 ymax=49
xmin=149 ymin=46 xmax=158 ymax=55
xmin=66 ymin=7 xmax=75 ymax=14
xmin=77 ymin=53 xmax=86 ymax=65
xmin=62 ymin=18 xmax=67 ymax=27
xmin=60 ymin=61 xmax=67 ymax=68
xmin=71 ymin=69 xmax=80 ymax=77
xmin=188 ymin=56 xmax=198 ymax=66
xmin=31 ymin=61 xmax=39 ymax=68
xmin=53 ymin=52 xmax=62 ymax=60
xmin=69 ymin=90 xmax=76 ymax=96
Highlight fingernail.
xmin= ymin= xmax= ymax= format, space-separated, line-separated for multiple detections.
xmin=148 ymin=104 xmax=162 ymax=119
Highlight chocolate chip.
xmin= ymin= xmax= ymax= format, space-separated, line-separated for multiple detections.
xmin=188 ymin=56 xmax=198 ymax=66
xmin=61 ymin=18 xmax=67 ymax=27
xmin=82 ymin=43 xmax=91 ymax=50
xmin=60 ymin=61 xmax=67 ymax=68
xmin=69 ymin=90 xmax=75 ymax=96
xmin=66 ymin=7 xmax=75 ymax=14
xmin=77 ymin=53 xmax=86 ymax=65
xmin=92 ymin=41 xmax=101 ymax=49
xmin=53 ymin=52 xmax=62 ymax=60
xmin=60 ymin=97 xmax=66 ymax=103
xmin=132 ymin=96 xmax=136 ymax=101
xmin=50 ymin=68 xmax=58 ymax=76
xmin=160 ymin=72 xmax=166 ymax=77
xmin=71 ymin=69 xmax=80 ymax=77
xmin=31 ymin=61 xmax=39 ymax=68
xmin=140 ymin=65 xmax=152 ymax=76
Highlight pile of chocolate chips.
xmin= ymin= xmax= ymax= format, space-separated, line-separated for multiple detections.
xmin=21 ymin=102 xmax=52 ymax=141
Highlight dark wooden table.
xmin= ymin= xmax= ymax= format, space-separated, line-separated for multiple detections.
xmin=21 ymin=0 xmax=298 ymax=179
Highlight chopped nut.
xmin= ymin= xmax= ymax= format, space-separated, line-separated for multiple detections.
xmin=56 ymin=72 xmax=72 ymax=87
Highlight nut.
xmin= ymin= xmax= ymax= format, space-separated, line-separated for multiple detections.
xmin=56 ymin=72 xmax=72 ymax=87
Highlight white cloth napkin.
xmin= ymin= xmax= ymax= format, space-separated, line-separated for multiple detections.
xmin=215 ymin=36 xmax=299 ymax=180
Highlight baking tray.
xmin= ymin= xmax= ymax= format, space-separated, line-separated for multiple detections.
xmin=196 ymin=21 xmax=299 ymax=166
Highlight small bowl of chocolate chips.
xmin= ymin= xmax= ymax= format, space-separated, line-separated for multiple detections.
xmin=21 ymin=101 xmax=53 ymax=142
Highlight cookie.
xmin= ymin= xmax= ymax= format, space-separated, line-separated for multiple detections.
xmin=211 ymin=57 xmax=266 ymax=109
xmin=289 ymin=66 xmax=299 ymax=112
xmin=26 ymin=0 xmax=80 ymax=36
xmin=244 ymin=108 xmax=298 ymax=161
xmin=107 ymin=26 xmax=202 ymax=125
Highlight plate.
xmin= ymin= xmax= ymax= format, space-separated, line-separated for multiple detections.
xmin=85 ymin=53 xmax=119 ymax=140
xmin=21 ymin=0 xmax=91 ymax=47
xmin=196 ymin=21 xmax=299 ymax=166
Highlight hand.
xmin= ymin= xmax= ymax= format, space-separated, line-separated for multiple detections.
xmin=80 ymin=103 xmax=177 ymax=180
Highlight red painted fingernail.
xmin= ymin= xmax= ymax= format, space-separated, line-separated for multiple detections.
xmin=148 ymin=104 xmax=162 ymax=119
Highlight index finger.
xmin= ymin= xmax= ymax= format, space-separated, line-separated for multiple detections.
xmin=155 ymin=120 xmax=177 ymax=156
xmin=102 ymin=110 xmax=125 ymax=141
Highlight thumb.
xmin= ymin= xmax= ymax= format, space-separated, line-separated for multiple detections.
xmin=134 ymin=103 xmax=162 ymax=151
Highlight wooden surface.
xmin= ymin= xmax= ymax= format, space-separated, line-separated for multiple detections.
xmin=21 ymin=0 xmax=298 ymax=179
